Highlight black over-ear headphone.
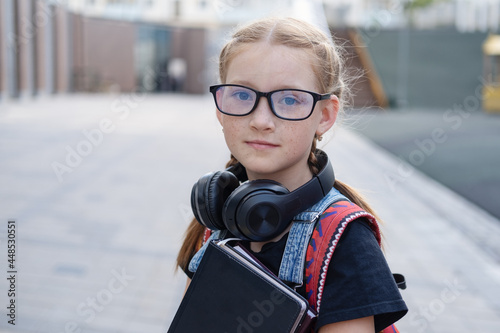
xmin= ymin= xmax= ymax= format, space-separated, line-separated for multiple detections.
xmin=190 ymin=150 xmax=335 ymax=242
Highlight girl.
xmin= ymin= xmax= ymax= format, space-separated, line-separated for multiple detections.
xmin=176 ymin=17 xmax=407 ymax=332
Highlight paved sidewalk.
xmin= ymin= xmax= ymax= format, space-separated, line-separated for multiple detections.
xmin=349 ymin=108 xmax=500 ymax=221
xmin=0 ymin=93 xmax=499 ymax=332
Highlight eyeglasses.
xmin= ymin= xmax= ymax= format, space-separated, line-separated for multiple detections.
xmin=209 ymin=84 xmax=331 ymax=121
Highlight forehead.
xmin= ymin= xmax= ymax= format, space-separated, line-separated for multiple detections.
xmin=225 ymin=42 xmax=319 ymax=91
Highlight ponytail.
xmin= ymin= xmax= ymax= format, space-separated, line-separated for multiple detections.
xmin=333 ymin=179 xmax=382 ymax=223
xmin=176 ymin=219 xmax=205 ymax=272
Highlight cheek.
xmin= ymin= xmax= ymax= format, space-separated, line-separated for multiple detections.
xmin=283 ymin=124 xmax=315 ymax=150
xmin=221 ymin=119 xmax=243 ymax=145
xmin=220 ymin=114 xmax=237 ymax=132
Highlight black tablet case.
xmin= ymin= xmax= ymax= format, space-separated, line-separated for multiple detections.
xmin=168 ymin=240 xmax=316 ymax=333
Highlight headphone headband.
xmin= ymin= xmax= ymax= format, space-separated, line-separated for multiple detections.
xmin=226 ymin=161 xmax=248 ymax=183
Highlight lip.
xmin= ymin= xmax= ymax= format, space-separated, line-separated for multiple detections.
xmin=246 ymin=140 xmax=279 ymax=150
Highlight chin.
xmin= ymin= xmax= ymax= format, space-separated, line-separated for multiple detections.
xmin=240 ymin=162 xmax=281 ymax=180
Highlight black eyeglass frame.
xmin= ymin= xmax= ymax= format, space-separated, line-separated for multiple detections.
xmin=209 ymin=84 xmax=332 ymax=121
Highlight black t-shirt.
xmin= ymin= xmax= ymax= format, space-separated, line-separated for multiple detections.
xmin=185 ymin=218 xmax=408 ymax=331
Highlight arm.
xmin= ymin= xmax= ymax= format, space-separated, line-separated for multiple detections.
xmin=318 ymin=316 xmax=374 ymax=333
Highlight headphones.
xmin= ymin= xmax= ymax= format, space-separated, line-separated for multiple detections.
xmin=190 ymin=150 xmax=335 ymax=242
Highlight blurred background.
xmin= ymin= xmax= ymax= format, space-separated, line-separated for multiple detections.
xmin=1 ymin=0 xmax=500 ymax=332
xmin=2 ymin=0 xmax=500 ymax=217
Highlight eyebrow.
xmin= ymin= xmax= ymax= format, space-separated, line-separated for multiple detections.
xmin=227 ymin=81 xmax=308 ymax=92
xmin=228 ymin=80 xmax=252 ymax=86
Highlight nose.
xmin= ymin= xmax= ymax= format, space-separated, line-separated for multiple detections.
xmin=249 ymin=96 xmax=275 ymax=131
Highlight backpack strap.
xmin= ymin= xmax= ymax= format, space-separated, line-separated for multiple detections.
xmin=188 ymin=228 xmax=225 ymax=273
xmin=202 ymin=228 xmax=212 ymax=245
xmin=279 ymin=187 xmax=349 ymax=285
xmin=381 ymin=325 xmax=401 ymax=333
xmin=305 ymin=200 xmax=380 ymax=312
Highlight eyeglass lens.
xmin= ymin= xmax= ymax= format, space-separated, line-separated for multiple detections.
xmin=214 ymin=86 xmax=315 ymax=120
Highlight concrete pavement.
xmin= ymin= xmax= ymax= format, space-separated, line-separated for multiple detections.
xmin=0 ymin=93 xmax=499 ymax=332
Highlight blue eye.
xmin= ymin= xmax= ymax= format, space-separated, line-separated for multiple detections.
xmin=278 ymin=94 xmax=302 ymax=107
xmin=282 ymin=97 xmax=298 ymax=106
xmin=232 ymin=91 xmax=252 ymax=101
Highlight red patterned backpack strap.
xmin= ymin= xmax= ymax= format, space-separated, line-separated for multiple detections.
xmin=202 ymin=228 xmax=212 ymax=245
xmin=305 ymin=200 xmax=400 ymax=332
xmin=381 ymin=324 xmax=401 ymax=333
xmin=305 ymin=200 xmax=380 ymax=312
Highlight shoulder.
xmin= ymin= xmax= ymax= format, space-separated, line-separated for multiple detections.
xmin=305 ymin=201 xmax=381 ymax=289
xmin=337 ymin=218 xmax=381 ymax=252
xmin=327 ymin=218 xmax=389 ymax=286
xmin=316 ymin=218 xmax=408 ymax=330
xmin=323 ymin=218 xmax=384 ymax=281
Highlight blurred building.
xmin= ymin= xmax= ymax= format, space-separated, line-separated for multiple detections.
xmin=1 ymin=0 xmax=499 ymax=102
xmin=324 ymin=0 xmax=500 ymax=32
xmin=0 ymin=0 xmax=326 ymax=100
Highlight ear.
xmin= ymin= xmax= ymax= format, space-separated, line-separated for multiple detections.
xmin=316 ymin=95 xmax=339 ymax=137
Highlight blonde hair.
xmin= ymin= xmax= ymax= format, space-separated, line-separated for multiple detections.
xmin=177 ymin=17 xmax=381 ymax=271
xmin=220 ymin=17 xmax=347 ymax=104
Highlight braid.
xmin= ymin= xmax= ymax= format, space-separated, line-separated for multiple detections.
xmin=308 ymin=136 xmax=321 ymax=175
xmin=225 ymin=155 xmax=239 ymax=168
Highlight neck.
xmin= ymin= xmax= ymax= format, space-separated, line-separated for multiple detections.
xmin=246 ymin=166 xmax=313 ymax=192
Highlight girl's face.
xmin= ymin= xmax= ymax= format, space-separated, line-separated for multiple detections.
xmin=217 ymin=42 xmax=338 ymax=191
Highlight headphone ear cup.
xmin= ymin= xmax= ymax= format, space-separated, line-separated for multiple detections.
xmin=191 ymin=170 xmax=240 ymax=230
xmin=223 ymin=180 xmax=291 ymax=241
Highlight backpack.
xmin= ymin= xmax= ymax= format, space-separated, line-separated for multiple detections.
xmin=196 ymin=197 xmax=404 ymax=332
xmin=304 ymin=199 xmax=401 ymax=333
